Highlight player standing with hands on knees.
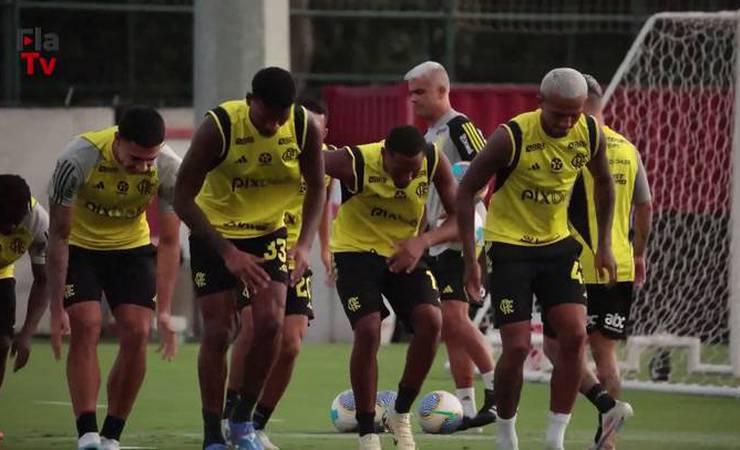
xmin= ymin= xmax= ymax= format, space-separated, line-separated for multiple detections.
xmin=174 ymin=67 xmax=324 ymax=450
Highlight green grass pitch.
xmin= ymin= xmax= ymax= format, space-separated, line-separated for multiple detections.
xmin=1 ymin=341 xmax=739 ymax=449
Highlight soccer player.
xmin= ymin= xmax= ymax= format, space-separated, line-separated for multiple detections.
xmin=46 ymin=106 xmax=182 ymax=450
xmin=405 ymin=60 xmax=497 ymax=430
xmin=458 ymin=68 xmax=617 ymax=450
xmin=545 ymin=73 xmax=647 ymax=450
xmin=174 ymin=67 xmax=324 ymax=450
xmin=222 ymin=98 xmax=334 ymax=450
xmin=326 ymin=125 xmax=458 ymax=450
xmin=0 ymin=175 xmax=49 ymax=396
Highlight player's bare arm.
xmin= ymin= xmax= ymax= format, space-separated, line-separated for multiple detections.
xmin=457 ymin=126 xmax=512 ymax=300
xmin=154 ymin=211 xmax=180 ymax=360
xmin=586 ymin=126 xmax=617 ymax=284
xmin=290 ymin=115 xmax=326 ymax=285
xmin=46 ymin=202 xmax=73 ymax=360
xmin=632 ymin=152 xmax=653 ymax=288
xmin=174 ymin=116 xmax=270 ymax=290
xmin=324 ymin=146 xmax=356 ymax=189
xmin=11 ymin=262 xmax=48 ymax=371
xmin=387 ymin=152 xmax=457 ymax=274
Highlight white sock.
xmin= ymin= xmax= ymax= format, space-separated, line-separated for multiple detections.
xmin=480 ymin=370 xmax=495 ymax=391
xmin=496 ymin=414 xmax=519 ymax=450
xmin=456 ymin=387 xmax=477 ymax=418
xmin=545 ymin=411 xmax=571 ymax=449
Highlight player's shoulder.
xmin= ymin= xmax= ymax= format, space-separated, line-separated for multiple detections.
xmin=57 ymin=136 xmax=103 ymax=170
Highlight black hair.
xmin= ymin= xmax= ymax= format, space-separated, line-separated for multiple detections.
xmin=250 ymin=67 xmax=296 ymax=109
xmin=0 ymin=174 xmax=32 ymax=227
xmin=583 ymin=73 xmax=603 ymax=98
xmin=299 ymin=97 xmax=327 ymax=116
xmin=385 ymin=126 xmax=426 ymax=157
xmin=117 ymin=105 xmax=165 ymax=148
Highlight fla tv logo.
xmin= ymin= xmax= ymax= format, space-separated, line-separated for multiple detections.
xmin=18 ymin=27 xmax=59 ymax=77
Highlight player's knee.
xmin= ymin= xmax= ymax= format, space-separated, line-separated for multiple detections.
xmin=119 ymin=321 xmax=150 ymax=349
xmin=353 ymin=320 xmax=381 ymax=351
xmin=71 ymin=319 xmax=102 ymax=343
xmin=415 ymin=306 xmax=442 ymax=339
xmin=202 ymin=322 xmax=232 ymax=349
xmin=254 ymin=316 xmax=282 ymax=341
xmin=502 ymin=341 xmax=530 ymax=364
xmin=281 ymin=333 xmax=303 ymax=361
xmin=557 ymin=330 xmax=587 ymax=357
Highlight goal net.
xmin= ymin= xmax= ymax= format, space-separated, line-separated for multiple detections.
xmin=601 ymin=11 xmax=740 ymax=396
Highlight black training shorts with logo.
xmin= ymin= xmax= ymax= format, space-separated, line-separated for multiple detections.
xmin=586 ymin=282 xmax=633 ymax=340
xmin=334 ymin=251 xmax=440 ymax=330
xmin=0 ymin=278 xmax=16 ymax=337
xmin=426 ymin=249 xmax=468 ymax=302
xmin=487 ymin=237 xmax=586 ymax=338
xmin=189 ymin=227 xmax=289 ymax=299
xmin=236 ymin=268 xmax=314 ymax=319
xmin=64 ymin=244 xmax=157 ymax=310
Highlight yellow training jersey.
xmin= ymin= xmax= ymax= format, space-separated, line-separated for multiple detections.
xmin=283 ymin=145 xmax=332 ymax=249
xmin=0 ymin=198 xmax=49 ymax=279
xmin=196 ymin=100 xmax=308 ymax=239
xmin=485 ymin=109 xmax=599 ymax=246
xmin=49 ymin=126 xmax=181 ymax=250
xmin=569 ymin=126 xmax=639 ymax=283
xmin=331 ymin=142 xmax=439 ymax=257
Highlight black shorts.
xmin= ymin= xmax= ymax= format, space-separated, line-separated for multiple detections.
xmin=334 ymin=252 xmax=440 ymax=330
xmin=487 ymin=238 xmax=586 ymax=338
xmin=236 ymin=269 xmax=315 ymax=319
xmin=0 ymin=278 xmax=16 ymax=338
xmin=189 ymin=228 xmax=289 ymax=299
xmin=65 ymin=245 xmax=156 ymax=310
xmin=426 ymin=250 xmax=467 ymax=302
xmin=586 ymin=282 xmax=634 ymax=340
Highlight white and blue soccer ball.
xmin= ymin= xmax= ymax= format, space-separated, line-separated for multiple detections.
xmin=417 ymin=390 xmax=463 ymax=434
xmin=330 ymin=389 xmax=358 ymax=432
xmin=376 ymin=390 xmax=398 ymax=429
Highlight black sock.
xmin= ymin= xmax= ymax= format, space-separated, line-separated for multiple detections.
xmin=232 ymin=392 xmax=258 ymax=422
xmin=76 ymin=411 xmax=98 ymax=438
xmin=223 ymin=388 xmax=239 ymax=419
xmin=100 ymin=415 xmax=126 ymax=441
xmin=395 ymin=384 xmax=420 ymax=414
xmin=253 ymin=403 xmax=274 ymax=430
xmin=356 ymin=411 xmax=376 ymax=436
xmin=585 ymin=384 xmax=617 ymax=414
xmin=202 ymin=409 xmax=225 ymax=446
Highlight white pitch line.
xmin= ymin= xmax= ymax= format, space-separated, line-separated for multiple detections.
xmin=35 ymin=400 xmax=106 ymax=409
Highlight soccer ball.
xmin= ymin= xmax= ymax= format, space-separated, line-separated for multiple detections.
xmin=375 ymin=390 xmax=398 ymax=429
xmin=330 ymin=389 xmax=358 ymax=432
xmin=417 ymin=390 xmax=463 ymax=434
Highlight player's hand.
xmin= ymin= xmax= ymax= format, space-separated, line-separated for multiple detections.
xmin=50 ymin=308 xmax=70 ymax=361
xmin=223 ymin=243 xmax=270 ymax=292
xmin=156 ymin=312 xmax=178 ymax=361
xmin=634 ymin=255 xmax=647 ymax=288
xmin=463 ymin=259 xmax=483 ymax=303
xmin=288 ymin=242 xmax=310 ymax=286
xmin=321 ymin=247 xmax=335 ymax=286
xmin=387 ymin=236 xmax=428 ymax=273
xmin=595 ymin=246 xmax=617 ymax=286
xmin=11 ymin=329 xmax=33 ymax=372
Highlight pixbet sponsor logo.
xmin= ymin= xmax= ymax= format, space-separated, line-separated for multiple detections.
xmin=18 ymin=27 xmax=59 ymax=77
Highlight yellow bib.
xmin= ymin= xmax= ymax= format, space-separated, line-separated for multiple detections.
xmin=72 ymin=127 xmax=158 ymax=250
xmin=331 ymin=142 xmax=438 ymax=257
xmin=196 ymin=100 xmax=308 ymax=239
xmin=570 ymin=126 xmax=638 ymax=283
xmin=0 ymin=198 xmax=37 ymax=279
xmin=485 ymin=109 xmax=598 ymax=246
